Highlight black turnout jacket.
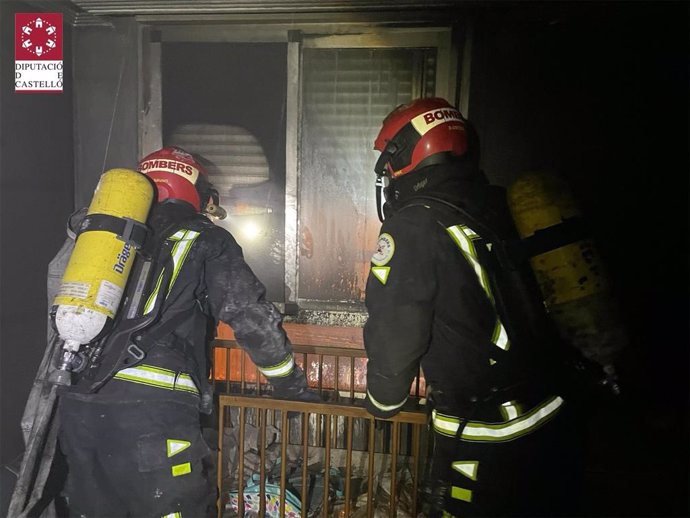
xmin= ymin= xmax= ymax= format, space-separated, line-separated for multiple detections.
xmin=77 ymin=201 xmax=299 ymax=405
xmin=363 ymin=164 xmax=555 ymax=419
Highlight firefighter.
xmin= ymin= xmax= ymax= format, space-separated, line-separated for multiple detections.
xmin=363 ymin=98 xmax=583 ymax=516
xmin=56 ymin=146 xmax=318 ymax=518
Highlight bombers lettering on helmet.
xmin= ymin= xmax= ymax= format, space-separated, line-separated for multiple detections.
xmin=374 ymin=97 xmax=469 ymax=179
xmin=139 ymin=159 xmax=198 ymax=177
xmin=411 ymin=108 xmax=464 ymax=136
xmin=138 ymin=146 xmax=207 ymax=212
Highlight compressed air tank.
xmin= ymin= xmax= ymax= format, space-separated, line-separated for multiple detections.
xmin=507 ymin=171 xmax=627 ymax=371
xmin=53 ymin=168 xmax=154 ymax=353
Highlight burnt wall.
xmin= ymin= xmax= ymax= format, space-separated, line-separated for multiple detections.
xmin=72 ymin=18 xmax=140 ymax=208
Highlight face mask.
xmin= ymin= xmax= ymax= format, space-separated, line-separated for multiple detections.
xmin=197 ymin=179 xmax=227 ymax=220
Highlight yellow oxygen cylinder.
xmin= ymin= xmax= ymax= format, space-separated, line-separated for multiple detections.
xmin=507 ymin=171 xmax=627 ymax=380
xmin=52 ymin=169 xmax=154 ymax=377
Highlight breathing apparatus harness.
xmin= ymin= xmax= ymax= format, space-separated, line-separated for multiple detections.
xmin=396 ymin=192 xmax=569 ymax=515
xmin=61 ymin=214 xmax=177 ymax=391
xmin=67 ymin=202 xmax=216 ymax=407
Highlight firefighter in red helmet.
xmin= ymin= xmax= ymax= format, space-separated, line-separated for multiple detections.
xmin=57 ymin=146 xmax=318 ymax=518
xmin=363 ymin=99 xmax=583 ymax=516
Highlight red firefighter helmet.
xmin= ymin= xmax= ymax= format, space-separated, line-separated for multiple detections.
xmin=138 ymin=146 xmax=207 ymax=212
xmin=373 ymin=97 xmax=469 ymax=179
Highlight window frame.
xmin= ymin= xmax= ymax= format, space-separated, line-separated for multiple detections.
xmin=138 ymin=21 xmax=466 ymax=317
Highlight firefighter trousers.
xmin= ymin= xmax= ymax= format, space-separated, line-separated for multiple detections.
xmin=432 ymin=403 xmax=584 ymax=517
xmin=57 ymin=386 xmax=216 ymax=518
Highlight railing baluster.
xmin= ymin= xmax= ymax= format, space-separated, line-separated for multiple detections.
xmin=238 ymin=406 xmax=246 ymax=518
xmin=259 ymin=408 xmax=266 ymax=518
xmin=280 ymin=410 xmax=288 ymax=518
xmin=367 ymin=418 xmax=375 ymax=518
xmin=301 ymin=410 xmax=309 ymax=517
xmin=344 ymin=416 xmax=354 ymax=517
xmin=213 ymin=341 xmax=428 ymax=518
xmin=240 ymin=351 xmax=246 ymax=394
xmin=335 ymin=355 xmax=340 ymax=396
xmin=216 ymin=405 xmax=224 ymax=518
xmin=412 ymin=423 xmax=420 ymax=516
xmin=390 ymin=422 xmax=399 ymax=518
xmin=324 ymin=414 xmax=332 ymax=518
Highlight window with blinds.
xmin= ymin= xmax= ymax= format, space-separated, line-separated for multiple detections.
xmin=159 ymin=40 xmax=443 ymax=310
xmin=161 ymin=43 xmax=287 ymax=303
xmin=297 ymin=48 xmax=437 ymax=305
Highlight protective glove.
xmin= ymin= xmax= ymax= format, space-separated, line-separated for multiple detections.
xmin=269 ymin=365 xmax=322 ymax=403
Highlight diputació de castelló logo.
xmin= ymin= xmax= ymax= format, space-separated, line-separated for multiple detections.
xmin=15 ymin=13 xmax=64 ymax=93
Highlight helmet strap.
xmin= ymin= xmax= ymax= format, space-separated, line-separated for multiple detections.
xmin=374 ymin=141 xmax=398 ymax=176
xmin=375 ymin=174 xmax=387 ymax=223
xmin=387 ymin=122 xmax=422 ymax=173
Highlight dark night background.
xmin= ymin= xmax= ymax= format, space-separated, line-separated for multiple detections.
xmin=1 ymin=1 xmax=688 ymax=516
xmin=469 ymin=4 xmax=689 ymax=514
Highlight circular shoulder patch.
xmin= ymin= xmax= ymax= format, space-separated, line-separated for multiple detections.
xmin=372 ymin=233 xmax=395 ymax=266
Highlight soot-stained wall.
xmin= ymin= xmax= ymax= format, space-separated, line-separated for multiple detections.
xmin=0 ymin=0 xmax=75 ymax=471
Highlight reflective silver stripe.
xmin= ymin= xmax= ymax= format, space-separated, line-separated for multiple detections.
xmin=432 ymin=396 xmax=564 ymax=442
xmin=113 ymin=365 xmax=199 ymax=396
xmin=143 ymin=270 xmax=166 ymax=315
xmin=167 ymin=230 xmax=200 ymax=289
xmin=446 ymin=225 xmax=491 ymax=297
xmin=452 ymin=460 xmax=478 ymax=481
xmin=114 ymin=365 xmax=176 ymax=389
xmin=492 ymin=320 xmax=510 ymax=351
xmin=432 ymin=410 xmax=461 ymax=436
xmin=258 ymin=354 xmax=295 ymax=378
xmin=175 ymin=373 xmax=200 ymax=395
xmin=446 ymin=224 xmax=511 ymax=351
xmin=144 ymin=229 xmax=200 ymax=314
xmin=367 ymin=389 xmax=408 ymax=413
xmin=161 ymin=513 xmax=182 ymax=518
xmin=500 ymin=400 xmax=522 ymax=421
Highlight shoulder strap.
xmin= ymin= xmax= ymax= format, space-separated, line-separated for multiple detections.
xmin=404 ymin=195 xmax=557 ymax=352
xmin=81 ymin=218 xmax=196 ymax=392
xmin=400 ymin=194 xmax=522 ymax=267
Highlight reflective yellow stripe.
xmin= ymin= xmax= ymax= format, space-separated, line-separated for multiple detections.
xmin=432 ymin=396 xmax=564 ymax=442
xmin=446 ymin=224 xmax=511 ymax=351
xmin=161 ymin=513 xmax=182 ymax=518
xmin=367 ymin=389 xmax=407 ymax=413
xmin=451 ymin=485 xmax=473 ymax=502
xmin=113 ymin=365 xmax=199 ymax=395
xmin=171 ymin=462 xmax=191 ymax=477
xmin=144 ymin=229 xmax=200 ymax=314
xmin=258 ymin=354 xmax=295 ymax=378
